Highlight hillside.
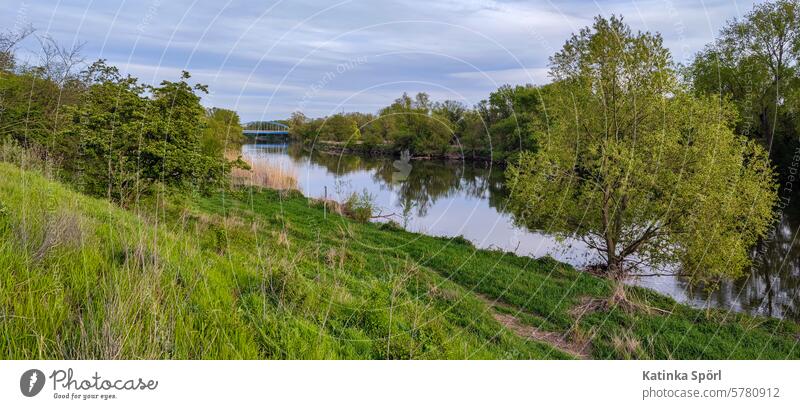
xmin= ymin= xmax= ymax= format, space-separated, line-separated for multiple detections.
xmin=1 ymin=161 xmax=798 ymax=359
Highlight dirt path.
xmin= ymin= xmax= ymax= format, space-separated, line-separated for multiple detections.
xmin=477 ymin=294 xmax=591 ymax=359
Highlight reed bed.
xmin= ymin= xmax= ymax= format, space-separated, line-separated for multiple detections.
xmin=228 ymin=151 xmax=299 ymax=190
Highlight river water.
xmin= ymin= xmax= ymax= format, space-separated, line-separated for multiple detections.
xmin=243 ymin=143 xmax=800 ymax=320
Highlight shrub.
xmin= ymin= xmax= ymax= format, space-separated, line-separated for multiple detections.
xmin=343 ymin=189 xmax=375 ymax=222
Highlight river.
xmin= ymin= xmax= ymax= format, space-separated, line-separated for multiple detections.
xmin=242 ymin=142 xmax=800 ymax=321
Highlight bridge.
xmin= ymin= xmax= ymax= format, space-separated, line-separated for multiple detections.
xmin=243 ymin=121 xmax=289 ymax=137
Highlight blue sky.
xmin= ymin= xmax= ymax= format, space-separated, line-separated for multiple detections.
xmin=3 ymin=0 xmax=756 ymax=121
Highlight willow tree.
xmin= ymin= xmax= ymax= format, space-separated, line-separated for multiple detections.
xmin=506 ymin=16 xmax=777 ymax=294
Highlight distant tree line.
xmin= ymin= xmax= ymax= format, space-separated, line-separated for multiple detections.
xmin=287 ymin=84 xmax=543 ymax=162
xmin=0 ymin=26 xmax=243 ymax=205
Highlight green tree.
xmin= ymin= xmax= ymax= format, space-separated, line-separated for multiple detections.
xmin=688 ymin=0 xmax=800 ymax=176
xmin=482 ymin=84 xmax=543 ymax=160
xmin=458 ymin=110 xmax=488 ymax=159
xmin=67 ymin=62 xmax=229 ymax=203
xmin=67 ymin=60 xmax=148 ymax=201
xmin=144 ymin=71 xmax=226 ymax=192
xmin=507 ymin=16 xmax=777 ymax=296
xmin=202 ymin=107 xmax=243 ymax=158
xmin=0 ymin=34 xmax=85 ymax=155
xmin=287 ymin=111 xmax=308 ymax=141
xmin=319 ymin=113 xmax=360 ymax=143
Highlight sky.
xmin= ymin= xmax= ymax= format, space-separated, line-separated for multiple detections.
xmin=2 ymin=0 xmax=758 ymax=121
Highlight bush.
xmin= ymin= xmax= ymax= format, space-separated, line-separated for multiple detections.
xmin=378 ymin=220 xmax=403 ymax=231
xmin=448 ymin=234 xmax=474 ymax=248
xmin=343 ymin=189 xmax=375 ymax=222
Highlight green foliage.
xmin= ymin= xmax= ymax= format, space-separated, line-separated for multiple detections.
xmin=61 ymin=61 xmax=230 ymax=203
xmin=507 ymin=16 xmax=778 ymax=285
xmin=202 ymin=107 xmax=243 ymax=158
xmin=0 ymin=68 xmax=82 ymax=151
xmin=475 ymin=84 xmax=543 ymax=160
xmin=343 ymin=189 xmax=375 ymax=222
xmin=64 ymin=61 xmax=148 ymax=201
xmin=322 ymin=113 xmax=361 ymax=142
xmin=2 ymin=33 xmax=237 ymax=204
xmin=687 ymin=0 xmax=800 ymax=177
xmin=284 ymin=94 xmax=444 ymax=157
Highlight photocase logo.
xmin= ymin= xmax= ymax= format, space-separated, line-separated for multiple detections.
xmin=392 ymin=150 xmax=412 ymax=183
xmin=20 ymin=369 xmax=45 ymax=397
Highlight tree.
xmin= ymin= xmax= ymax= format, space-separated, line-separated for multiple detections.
xmin=144 ymin=71 xmax=226 ymax=192
xmin=67 ymin=62 xmax=229 ymax=203
xmin=0 ymin=24 xmax=34 ymax=71
xmin=459 ymin=110 xmax=489 ymax=159
xmin=506 ymin=16 xmax=777 ymax=299
xmin=202 ymin=107 xmax=243 ymax=158
xmin=0 ymin=30 xmax=86 ymax=154
xmin=480 ymin=84 xmax=543 ymax=160
xmin=320 ymin=113 xmax=360 ymax=142
xmin=67 ymin=60 xmax=148 ymax=201
xmin=688 ymin=0 xmax=800 ymax=176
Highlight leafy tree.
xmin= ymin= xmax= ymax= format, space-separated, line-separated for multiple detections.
xmin=202 ymin=107 xmax=243 ymax=158
xmin=66 ymin=60 xmax=148 ymax=201
xmin=433 ymin=100 xmax=466 ymax=125
xmin=319 ymin=113 xmax=360 ymax=142
xmin=480 ymin=84 xmax=543 ymax=160
xmin=66 ymin=62 xmax=229 ymax=203
xmin=506 ymin=16 xmax=777 ymax=297
xmin=688 ymin=0 xmax=800 ymax=172
xmin=0 ymin=37 xmax=84 ymax=154
xmin=459 ymin=110 xmax=489 ymax=159
xmin=143 ymin=71 xmax=226 ymax=193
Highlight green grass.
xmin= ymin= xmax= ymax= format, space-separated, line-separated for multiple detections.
xmin=1 ymin=161 xmax=798 ymax=359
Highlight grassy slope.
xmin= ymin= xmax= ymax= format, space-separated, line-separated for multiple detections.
xmin=1 ymin=161 xmax=798 ymax=359
xmin=0 ymin=162 xmax=564 ymax=359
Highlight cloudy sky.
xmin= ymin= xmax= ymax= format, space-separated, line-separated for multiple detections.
xmin=3 ymin=0 xmax=756 ymax=121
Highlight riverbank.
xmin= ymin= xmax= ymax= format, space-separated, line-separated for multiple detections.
xmin=300 ymin=139 xmax=497 ymax=162
xmin=1 ymin=161 xmax=798 ymax=359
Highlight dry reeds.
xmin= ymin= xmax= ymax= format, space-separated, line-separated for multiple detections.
xmin=227 ymin=151 xmax=299 ymax=190
xmin=611 ymin=330 xmax=643 ymax=359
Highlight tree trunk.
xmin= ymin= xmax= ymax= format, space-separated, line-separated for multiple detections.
xmin=605 ymin=244 xmax=628 ymax=304
xmin=606 ymin=255 xmax=625 ymax=281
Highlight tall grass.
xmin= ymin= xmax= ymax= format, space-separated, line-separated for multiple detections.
xmin=0 ymin=161 xmax=561 ymax=359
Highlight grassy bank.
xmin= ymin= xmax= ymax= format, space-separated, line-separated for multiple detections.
xmin=1 ymin=161 xmax=798 ymax=359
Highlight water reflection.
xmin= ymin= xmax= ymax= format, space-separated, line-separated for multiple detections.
xmin=243 ymin=143 xmax=800 ymax=320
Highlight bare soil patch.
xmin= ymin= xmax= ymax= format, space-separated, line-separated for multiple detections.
xmin=476 ymin=294 xmax=590 ymax=359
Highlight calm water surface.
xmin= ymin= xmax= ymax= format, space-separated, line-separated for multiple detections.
xmin=243 ymin=143 xmax=800 ymax=320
